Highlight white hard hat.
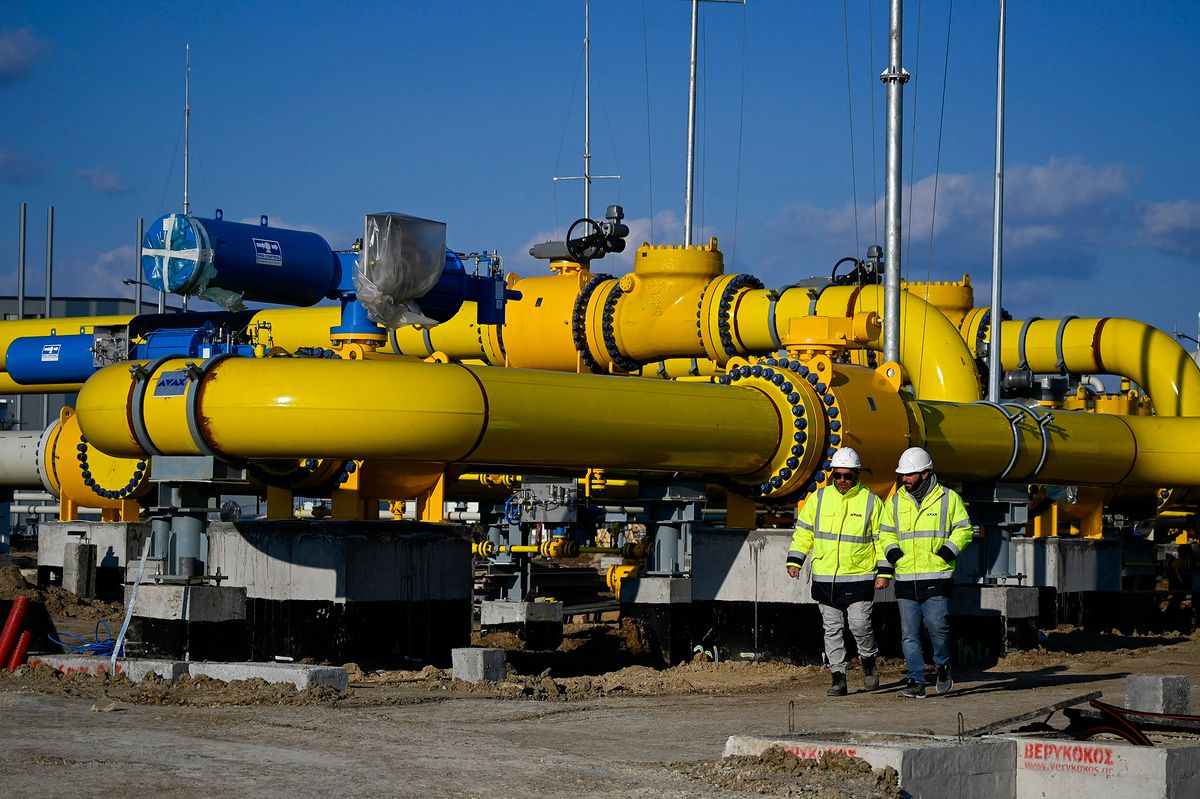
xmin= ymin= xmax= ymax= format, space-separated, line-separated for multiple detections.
xmin=895 ymin=446 xmax=933 ymax=474
xmin=830 ymin=448 xmax=862 ymax=470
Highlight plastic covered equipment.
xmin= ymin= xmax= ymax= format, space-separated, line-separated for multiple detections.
xmin=357 ymin=213 xmax=447 ymax=328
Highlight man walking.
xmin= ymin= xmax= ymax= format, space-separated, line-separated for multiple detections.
xmin=878 ymin=446 xmax=974 ymax=699
xmin=786 ymin=448 xmax=888 ymax=696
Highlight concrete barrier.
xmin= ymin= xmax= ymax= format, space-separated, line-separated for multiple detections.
xmin=27 ymin=654 xmax=187 ymax=682
xmin=188 ymin=662 xmax=348 ymax=691
xmin=1011 ymin=737 xmax=1200 ymax=798
xmin=725 ymin=734 xmax=1015 ymax=798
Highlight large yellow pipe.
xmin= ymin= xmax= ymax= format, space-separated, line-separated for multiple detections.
xmin=743 ymin=284 xmax=982 ymax=402
xmin=985 ymin=317 xmax=1200 ymax=417
xmin=76 ymin=357 xmax=784 ymax=477
xmin=70 ymin=354 xmax=1200 ymax=502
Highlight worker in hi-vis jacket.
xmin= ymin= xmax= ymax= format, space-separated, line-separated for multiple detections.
xmin=878 ymin=446 xmax=974 ymax=699
xmin=786 ymin=447 xmax=888 ymax=696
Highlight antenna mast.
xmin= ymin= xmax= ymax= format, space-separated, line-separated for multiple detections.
xmin=183 ymin=44 xmax=190 ymax=215
xmin=554 ymin=1 xmax=619 ymax=222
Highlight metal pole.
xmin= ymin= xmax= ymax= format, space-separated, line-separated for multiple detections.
xmin=584 ymin=0 xmax=591 ymax=221
xmin=987 ymin=0 xmax=1007 ymax=403
xmin=134 ymin=218 xmax=144 ymax=315
xmin=684 ymin=0 xmax=699 ymax=246
xmin=881 ymin=0 xmax=908 ymax=364
xmin=183 ymin=44 xmax=190 ymax=215
xmin=16 ymin=204 xmax=26 ymax=430
xmin=42 ymin=206 xmax=53 ymax=428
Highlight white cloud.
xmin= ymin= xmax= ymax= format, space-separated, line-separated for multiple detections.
xmin=0 ymin=28 xmax=48 ymax=84
xmin=76 ymin=166 xmax=127 ymax=194
xmin=765 ymin=157 xmax=1168 ymax=283
xmin=1138 ymin=199 xmax=1200 ymax=259
xmin=0 ymin=145 xmax=50 ymax=184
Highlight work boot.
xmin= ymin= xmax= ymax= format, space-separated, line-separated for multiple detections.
xmin=898 ymin=679 xmax=926 ymax=699
xmin=936 ymin=665 xmax=954 ymax=695
xmin=862 ymin=656 xmax=879 ymax=691
xmin=827 ymin=671 xmax=848 ymax=697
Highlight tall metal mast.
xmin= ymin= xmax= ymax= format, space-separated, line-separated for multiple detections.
xmin=987 ymin=0 xmax=1007 ymax=402
xmin=881 ymin=0 xmax=909 ymax=364
xmin=684 ymin=0 xmax=699 ymax=246
xmin=183 ymin=44 xmax=191 ymax=215
xmin=554 ymin=1 xmax=618 ymax=223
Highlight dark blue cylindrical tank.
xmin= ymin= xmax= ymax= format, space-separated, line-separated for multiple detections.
xmin=142 ymin=211 xmax=340 ymax=306
xmin=6 ymin=335 xmax=96 ymax=384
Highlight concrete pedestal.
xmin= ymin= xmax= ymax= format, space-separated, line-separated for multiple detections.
xmin=480 ymin=600 xmax=564 ymax=651
xmin=38 ymin=521 xmax=155 ymax=602
xmin=62 ymin=542 xmax=97 ymax=600
xmin=125 ymin=583 xmax=248 ymax=662
xmin=207 ymin=520 xmax=472 ymax=667
xmin=619 ymin=576 xmax=693 ymax=665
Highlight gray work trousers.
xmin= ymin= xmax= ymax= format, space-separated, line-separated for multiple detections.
xmin=819 ymin=600 xmax=878 ymax=673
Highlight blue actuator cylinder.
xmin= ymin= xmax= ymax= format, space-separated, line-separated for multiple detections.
xmin=142 ymin=212 xmax=341 ymax=306
xmin=6 ymin=335 xmax=97 ymax=384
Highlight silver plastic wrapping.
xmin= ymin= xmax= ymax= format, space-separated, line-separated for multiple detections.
xmin=357 ymin=213 xmax=447 ymax=328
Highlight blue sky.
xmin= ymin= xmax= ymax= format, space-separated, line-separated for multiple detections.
xmin=2 ymin=1 xmax=1199 ymax=344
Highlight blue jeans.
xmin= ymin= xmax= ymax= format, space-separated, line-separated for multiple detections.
xmin=897 ymin=595 xmax=951 ymax=685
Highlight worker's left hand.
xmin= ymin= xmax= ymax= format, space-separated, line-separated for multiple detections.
xmin=874 ymin=577 xmax=889 ymax=590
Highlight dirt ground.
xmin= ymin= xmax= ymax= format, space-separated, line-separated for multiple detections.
xmin=5 ymin=563 xmax=1200 ymax=797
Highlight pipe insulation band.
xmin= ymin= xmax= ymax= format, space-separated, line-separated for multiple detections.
xmin=130 ymin=355 xmax=178 ymax=458
xmin=1055 ymin=316 xmax=1078 ymax=373
xmin=1016 ymin=317 xmax=1041 ymax=371
xmin=185 ymin=352 xmax=238 ymax=460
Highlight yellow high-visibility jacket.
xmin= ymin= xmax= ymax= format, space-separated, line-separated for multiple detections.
xmin=786 ymin=482 xmax=885 ymax=605
xmin=878 ymin=480 xmax=973 ymax=590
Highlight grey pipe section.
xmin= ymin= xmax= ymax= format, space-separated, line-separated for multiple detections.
xmin=135 ymin=218 xmax=144 ymax=315
xmin=16 ymin=203 xmax=26 ymax=429
xmin=170 ymin=513 xmax=205 ymax=575
xmin=0 ymin=430 xmax=45 ymax=488
xmin=882 ymin=0 xmax=908 ymax=364
xmin=42 ymin=206 xmax=53 ymax=428
xmin=987 ymin=0 xmax=1007 ymax=402
xmin=683 ymin=0 xmax=699 ymax=246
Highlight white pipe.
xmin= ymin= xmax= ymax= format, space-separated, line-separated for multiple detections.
xmin=0 ymin=430 xmax=45 ymax=488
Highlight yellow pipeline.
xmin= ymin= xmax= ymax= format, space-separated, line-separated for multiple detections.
xmin=975 ymin=317 xmax=1200 ymax=417
xmin=735 ymin=284 xmax=981 ymax=402
xmin=68 ymin=350 xmax=1200 ymax=504
xmin=75 ymin=357 xmax=790 ymax=479
xmin=911 ymin=398 xmax=1200 ymax=488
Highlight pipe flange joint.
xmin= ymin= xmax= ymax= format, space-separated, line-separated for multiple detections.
xmin=600 ymin=282 xmax=642 ymax=373
xmin=722 ymin=359 xmax=826 ymax=499
xmin=571 ymin=273 xmax=613 ymax=374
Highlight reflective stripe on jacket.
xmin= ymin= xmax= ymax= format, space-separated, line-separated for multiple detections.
xmin=786 ymin=482 xmax=884 ymax=583
xmin=877 ymin=482 xmax=973 ymax=582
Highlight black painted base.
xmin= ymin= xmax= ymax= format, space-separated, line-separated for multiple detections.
xmin=623 ymin=600 xmax=1023 ymax=669
xmin=125 ymin=617 xmax=250 ymax=662
xmin=245 ymin=599 xmax=471 ymax=668
xmin=125 ymin=598 xmax=470 ymax=667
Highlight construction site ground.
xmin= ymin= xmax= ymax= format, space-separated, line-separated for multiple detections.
xmin=4 ymin=563 xmax=1200 ymax=797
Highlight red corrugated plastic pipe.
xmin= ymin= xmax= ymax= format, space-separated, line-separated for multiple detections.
xmin=0 ymin=595 xmax=30 ymax=666
xmin=7 ymin=630 xmax=31 ymax=669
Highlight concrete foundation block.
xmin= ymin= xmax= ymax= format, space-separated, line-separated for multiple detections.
xmin=976 ymin=586 xmax=1039 ymax=619
xmin=28 ymin=654 xmax=187 ymax=682
xmin=725 ymin=734 xmax=1014 ymax=799
xmin=1126 ymin=674 xmax=1191 ymax=714
xmin=480 ymin=600 xmax=563 ymax=625
xmin=187 ymin=662 xmax=348 ymax=691
xmin=452 ymin=647 xmax=507 ymax=683
xmin=1014 ymin=737 xmax=1200 ymax=798
xmin=62 ymin=542 xmax=97 ymax=599
xmin=127 ymin=584 xmax=246 ymax=622
xmin=620 ymin=575 xmax=692 ymax=604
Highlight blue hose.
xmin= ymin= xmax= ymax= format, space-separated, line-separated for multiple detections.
xmin=49 ymin=619 xmax=117 ymax=657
